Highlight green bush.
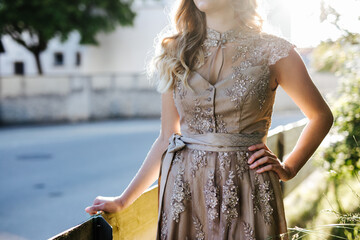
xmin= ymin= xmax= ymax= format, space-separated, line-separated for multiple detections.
xmin=312 ymin=33 xmax=360 ymax=74
xmin=313 ymin=32 xmax=360 ymax=182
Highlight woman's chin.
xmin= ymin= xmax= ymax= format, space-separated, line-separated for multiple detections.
xmin=193 ymin=0 xmax=231 ymax=15
xmin=193 ymin=0 xmax=217 ymax=13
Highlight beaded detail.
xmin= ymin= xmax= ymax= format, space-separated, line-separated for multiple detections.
xmin=160 ymin=211 xmax=168 ymax=240
xmin=232 ymin=45 xmax=249 ymax=63
xmin=221 ymin=171 xmax=239 ymax=223
xmin=190 ymin=149 xmax=207 ymax=177
xmin=236 ymin=151 xmax=250 ymax=179
xmin=225 ymin=70 xmax=255 ymax=109
xmin=193 ymin=216 xmax=205 ymax=240
xmin=185 ymin=98 xmax=214 ymax=134
xmin=204 ymin=169 xmax=219 ymax=227
xmin=268 ymin=35 xmax=296 ymax=65
xmin=219 ymin=152 xmax=232 ymax=172
xmin=249 ymin=66 xmax=270 ymax=109
xmin=243 ymin=222 xmax=256 ymax=240
xmin=171 ymin=167 xmax=192 ymax=223
xmin=251 ymin=174 xmax=275 ymax=225
xmin=215 ymin=114 xmax=228 ymax=133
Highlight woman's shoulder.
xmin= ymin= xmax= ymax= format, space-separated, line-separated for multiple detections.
xmin=253 ymin=30 xmax=297 ymax=66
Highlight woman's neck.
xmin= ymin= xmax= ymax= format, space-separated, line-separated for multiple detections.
xmin=205 ymin=8 xmax=238 ymax=33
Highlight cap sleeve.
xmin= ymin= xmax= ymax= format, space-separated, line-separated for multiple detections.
xmin=267 ymin=35 xmax=296 ymax=66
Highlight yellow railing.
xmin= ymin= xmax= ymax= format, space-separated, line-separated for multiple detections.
xmin=102 ymin=185 xmax=158 ymax=240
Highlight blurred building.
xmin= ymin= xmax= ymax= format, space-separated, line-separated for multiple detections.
xmin=0 ymin=32 xmax=85 ymax=76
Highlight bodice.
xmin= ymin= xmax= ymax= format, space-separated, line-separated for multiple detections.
xmin=172 ymin=26 xmax=296 ymax=139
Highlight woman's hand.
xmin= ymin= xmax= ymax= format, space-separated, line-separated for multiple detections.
xmin=85 ymin=196 xmax=124 ymax=216
xmin=247 ymin=143 xmax=295 ymax=182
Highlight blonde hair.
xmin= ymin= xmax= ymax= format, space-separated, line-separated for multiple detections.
xmin=148 ymin=0 xmax=263 ymax=94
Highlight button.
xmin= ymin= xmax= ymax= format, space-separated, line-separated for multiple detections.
xmin=208 ymin=87 xmax=213 ymax=92
xmin=209 ymin=128 xmax=214 ymax=132
xmin=207 ymin=97 xmax=212 ymax=102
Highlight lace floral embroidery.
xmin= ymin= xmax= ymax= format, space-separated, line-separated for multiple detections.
xmin=219 ymin=152 xmax=232 ymax=172
xmin=171 ymin=167 xmax=191 ymax=223
xmin=236 ymin=151 xmax=250 ymax=179
xmin=231 ymin=35 xmax=268 ymax=68
xmin=225 ymin=69 xmax=255 ymax=109
xmin=267 ymin=36 xmax=295 ymax=66
xmin=193 ymin=216 xmax=205 ymax=240
xmin=243 ymin=222 xmax=256 ymax=240
xmin=215 ymin=114 xmax=228 ymax=133
xmin=232 ymin=45 xmax=248 ymax=63
xmin=190 ymin=149 xmax=207 ymax=177
xmin=160 ymin=211 xmax=168 ymax=240
xmin=249 ymin=66 xmax=270 ymax=109
xmin=204 ymin=169 xmax=219 ymax=227
xmin=185 ymin=99 xmax=215 ymax=134
xmin=251 ymin=174 xmax=274 ymax=224
xmin=221 ymin=171 xmax=239 ymax=223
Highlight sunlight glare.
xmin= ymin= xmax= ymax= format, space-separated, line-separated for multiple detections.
xmin=278 ymin=0 xmax=360 ymax=47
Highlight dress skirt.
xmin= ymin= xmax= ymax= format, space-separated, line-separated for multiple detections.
xmin=156 ymin=133 xmax=288 ymax=240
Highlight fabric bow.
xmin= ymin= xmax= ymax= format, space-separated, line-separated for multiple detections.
xmin=168 ymin=133 xmax=186 ymax=153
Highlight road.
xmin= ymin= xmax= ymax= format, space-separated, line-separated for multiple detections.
xmin=0 ymin=111 xmax=304 ymax=240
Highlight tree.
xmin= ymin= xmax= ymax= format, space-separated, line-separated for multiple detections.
xmin=0 ymin=0 xmax=136 ymax=74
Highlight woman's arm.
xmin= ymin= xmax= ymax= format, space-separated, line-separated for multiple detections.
xmin=85 ymin=88 xmax=180 ymax=214
xmin=247 ymin=49 xmax=334 ymax=181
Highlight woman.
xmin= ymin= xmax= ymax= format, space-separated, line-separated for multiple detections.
xmin=85 ymin=0 xmax=334 ymax=239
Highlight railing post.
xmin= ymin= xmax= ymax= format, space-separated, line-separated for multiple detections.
xmin=277 ymin=131 xmax=285 ymax=192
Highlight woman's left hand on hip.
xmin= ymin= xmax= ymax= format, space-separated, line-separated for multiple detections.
xmin=247 ymin=143 xmax=294 ymax=181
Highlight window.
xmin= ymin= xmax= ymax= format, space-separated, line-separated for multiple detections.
xmin=76 ymin=52 xmax=81 ymax=66
xmin=14 ymin=62 xmax=25 ymax=75
xmin=54 ymin=52 xmax=64 ymax=66
xmin=0 ymin=39 xmax=5 ymax=53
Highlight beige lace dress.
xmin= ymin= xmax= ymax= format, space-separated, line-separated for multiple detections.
xmin=156 ymin=26 xmax=296 ymax=240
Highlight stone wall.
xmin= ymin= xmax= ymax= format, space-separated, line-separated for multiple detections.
xmin=0 ymin=74 xmax=161 ymax=124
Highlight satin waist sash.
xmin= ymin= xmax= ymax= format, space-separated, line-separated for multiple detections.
xmin=156 ymin=132 xmax=265 ymax=239
xmin=167 ymin=132 xmax=265 ymax=152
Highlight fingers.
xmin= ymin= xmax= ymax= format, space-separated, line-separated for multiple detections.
xmin=85 ymin=203 xmax=105 ymax=215
xmin=247 ymin=148 xmax=270 ymax=164
xmin=248 ymin=142 xmax=269 ymax=151
xmin=245 ymin=143 xmax=287 ymax=180
xmin=249 ymin=156 xmax=276 ymax=170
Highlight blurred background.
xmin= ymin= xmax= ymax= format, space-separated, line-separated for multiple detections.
xmin=0 ymin=0 xmax=359 ymax=239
